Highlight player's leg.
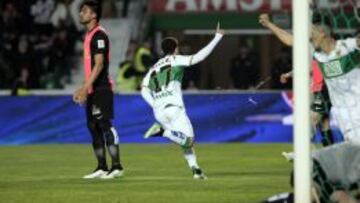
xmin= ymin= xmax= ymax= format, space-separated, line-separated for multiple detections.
xmin=319 ymin=88 xmax=335 ymax=146
xmin=320 ymin=115 xmax=334 ymax=146
xmin=145 ymin=120 xmax=192 ymax=145
xmin=182 ymin=142 xmax=206 ymax=179
xmin=165 ymin=106 xmax=206 ymax=179
xmin=311 ymin=91 xmax=334 ymax=146
xmin=97 ymin=118 xmax=124 ymax=179
xmin=88 ymin=120 xmax=108 ymax=169
xmin=144 ymin=122 xmax=164 ymax=138
xmin=93 ymin=89 xmax=124 ymax=179
xmin=161 ymin=132 xmax=206 ymax=179
xmin=145 ymin=105 xmax=206 ymax=178
xmin=152 ymin=106 xmax=193 ymax=146
xmin=83 ymin=96 xmax=108 ymax=179
xmin=281 ymin=91 xmax=333 ymax=162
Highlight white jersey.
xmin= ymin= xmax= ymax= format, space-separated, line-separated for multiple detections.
xmin=142 ymin=55 xmax=192 ymax=109
xmin=313 ymin=38 xmax=360 ymax=142
xmin=141 ymin=33 xmax=222 ymax=139
xmin=141 ymin=33 xmax=223 ymax=111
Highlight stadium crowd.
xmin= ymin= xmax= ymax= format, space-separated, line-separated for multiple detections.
xmin=0 ymin=0 xmax=293 ymax=93
xmin=0 ymin=0 xmax=119 ymax=94
xmin=1 ymin=0 xmax=83 ymax=91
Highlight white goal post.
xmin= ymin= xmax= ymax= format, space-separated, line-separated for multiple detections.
xmin=293 ymin=0 xmax=312 ymax=203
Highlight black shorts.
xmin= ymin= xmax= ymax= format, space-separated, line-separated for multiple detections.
xmin=311 ymin=86 xmax=332 ymax=115
xmin=86 ymin=89 xmax=114 ymax=121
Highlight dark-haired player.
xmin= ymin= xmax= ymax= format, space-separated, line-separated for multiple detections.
xmin=259 ymin=13 xmax=335 ymax=147
xmin=141 ymin=23 xmax=224 ymax=179
xmin=73 ymin=0 xmax=124 ymax=179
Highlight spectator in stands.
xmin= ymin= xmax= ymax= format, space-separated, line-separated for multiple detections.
xmin=1 ymin=1 xmax=20 ymax=33
xmin=271 ymin=47 xmax=292 ymax=90
xmin=1 ymin=1 xmax=21 ymax=60
xmin=12 ymin=35 xmax=39 ymax=89
xmin=51 ymin=0 xmax=83 ymax=50
xmin=116 ymin=51 xmax=139 ymax=92
xmin=49 ymin=0 xmax=84 ymax=88
xmin=31 ymin=29 xmax=53 ymax=88
xmin=6 ymin=0 xmax=33 ymax=34
xmin=48 ymin=27 xmax=72 ymax=88
xmin=0 ymin=1 xmax=21 ymax=88
xmin=102 ymin=0 xmax=118 ymax=18
xmin=30 ymin=0 xmax=56 ymax=35
xmin=0 ymin=47 xmax=11 ymax=89
xmin=50 ymin=0 xmax=75 ymax=28
xmin=134 ymin=40 xmax=155 ymax=88
xmin=0 ymin=0 xmax=83 ymax=90
xmin=230 ymin=45 xmax=258 ymax=89
xmin=51 ymin=0 xmax=83 ymax=32
xmin=11 ymin=68 xmax=30 ymax=96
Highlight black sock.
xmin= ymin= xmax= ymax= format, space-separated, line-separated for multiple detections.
xmin=159 ymin=127 xmax=165 ymax=136
xmin=91 ymin=129 xmax=107 ymax=170
xmin=88 ymin=121 xmax=107 ymax=170
xmin=321 ymin=129 xmax=334 ymax=146
xmin=153 ymin=127 xmax=165 ymax=137
xmin=103 ymin=127 xmax=122 ymax=168
xmin=107 ymin=144 xmax=122 ymax=169
xmin=93 ymin=143 xmax=107 ymax=170
xmin=97 ymin=119 xmax=123 ymax=170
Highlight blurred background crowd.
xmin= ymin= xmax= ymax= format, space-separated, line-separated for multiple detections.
xmin=0 ymin=0 xmax=293 ymax=95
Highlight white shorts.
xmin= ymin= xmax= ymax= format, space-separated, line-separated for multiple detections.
xmin=326 ymin=69 xmax=360 ymax=143
xmin=332 ymin=107 xmax=360 ymax=144
xmin=154 ymin=105 xmax=194 ymax=138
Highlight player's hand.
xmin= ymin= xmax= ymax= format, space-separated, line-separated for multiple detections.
xmin=73 ymin=87 xmax=87 ymax=105
xmin=280 ymin=72 xmax=292 ymax=84
xmin=259 ymin=14 xmax=271 ymax=28
xmin=216 ymin=22 xmax=225 ymax=35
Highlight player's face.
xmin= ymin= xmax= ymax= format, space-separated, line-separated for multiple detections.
xmin=311 ymin=25 xmax=326 ymax=50
xmin=79 ymin=5 xmax=95 ymax=25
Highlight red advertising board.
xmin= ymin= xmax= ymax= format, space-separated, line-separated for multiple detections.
xmin=149 ymin=0 xmax=291 ymax=13
xmin=149 ymin=0 xmax=354 ymax=13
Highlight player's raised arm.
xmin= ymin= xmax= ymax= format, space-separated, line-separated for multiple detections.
xmin=178 ymin=22 xmax=224 ymax=67
xmin=259 ymin=14 xmax=293 ymax=46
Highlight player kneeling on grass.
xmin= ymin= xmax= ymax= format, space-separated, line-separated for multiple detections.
xmin=141 ymin=23 xmax=224 ymax=179
xmin=262 ymin=142 xmax=360 ymax=203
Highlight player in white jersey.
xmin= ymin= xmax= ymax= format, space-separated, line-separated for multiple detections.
xmin=311 ymin=21 xmax=360 ymax=143
xmin=259 ymin=14 xmax=336 ymax=147
xmin=141 ymin=23 xmax=224 ymax=179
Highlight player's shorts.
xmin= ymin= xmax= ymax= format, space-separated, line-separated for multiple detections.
xmin=154 ymin=104 xmax=194 ymax=138
xmin=86 ymin=88 xmax=114 ymax=121
xmin=311 ymin=86 xmax=332 ymax=115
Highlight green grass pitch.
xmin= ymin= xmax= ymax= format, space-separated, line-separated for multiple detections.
xmin=0 ymin=144 xmax=292 ymax=203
